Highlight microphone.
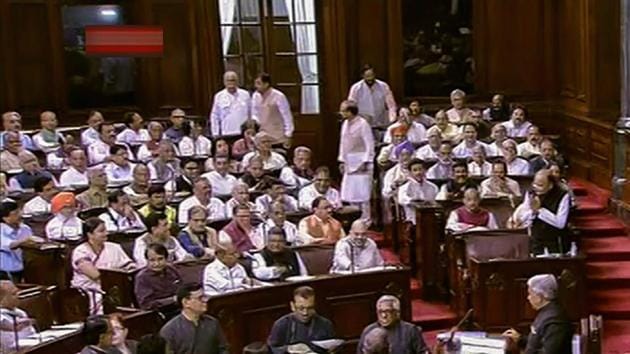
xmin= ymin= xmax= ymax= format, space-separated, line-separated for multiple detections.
xmin=5 ymin=310 xmax=21 ymax=351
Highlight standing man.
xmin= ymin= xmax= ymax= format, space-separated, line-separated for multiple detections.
xmin=160 ymin=283 xmax=230 ymax=354
xmin=252 ymin=73 xmax=294 ymax=148
xmin=210 ymin=71 xmax=251 ymax=137
xmin=338 ymin=100 xmax=375 ymax=224
xmin=347 ymin=65 xmax=397 ymax=127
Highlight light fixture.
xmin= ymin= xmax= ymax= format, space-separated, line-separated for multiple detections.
xmin=100 ymin=9 xmax=117 ymax=16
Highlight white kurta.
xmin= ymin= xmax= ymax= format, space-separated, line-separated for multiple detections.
xmin=397 ymin=178 xmax=439 ymax=224
xmin=45 ymin=214 xmax=83 ymax=240
xmin=203 ymin=259 xmax=251 ymax=295
xmin=507 ymin=158 xmax=531 ymax=176
xmin=201 ymin=171 xmax=237 ymax=197
xmin=241 ymin=152 xmax=287 ymax=171
xmin=177 ymin=196 xmax=226 ymax=224
xmin=414 ymin=144 xmax=440 ymax=160
xmin=330 ymin=237 xmax=384 ymax=273
xmin=116 ymin=128 xmax=150 ymax=146
xmin=446 ymin=107 xmax=473 ymax=124
xmin=446 ymin=209 xmax=499 ymax=232
xmin=23 ymin=196 xmax=51 ymax=215
xmin=210 ymin=88 xmax=251 ymax=137
xmin=467 ymin=161 xmax=492 ymax=177
xmin=383 ymin=121 xmax=427 ymax=144
xmin=517 ymin=141 xmax=541 ymax=158
xmin=252 ymin=88 xmax=294 ymax=144
xmin=347 ymin=79 xmax=397 ymax=126
xmin=59 ymin=167 xmax=89 ymax=187
xmin=178 ymin=135 xmax=213 ymax=157
xmin=98 ymin=208 xmax=146 ymax=232
xmin=298 ymin=184 xmax=342 ymax=210
xmin=453 ymin=141 xmax=491 ymax=159
xmin=500 ymin=120 xmax=533 ymax=139
xmin=480 ymin=177 xmax=522 ymax=198
xmin=381 ymin=164 xmax=408 ymax=199
xmin=338 ymin=116 xmax=375 ymax=203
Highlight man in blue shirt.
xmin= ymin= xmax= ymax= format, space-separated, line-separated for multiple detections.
xmin=0 ymin=112 xmax=34 ymax=151
xmin=0 ymin=201 xmax=37 ymax=282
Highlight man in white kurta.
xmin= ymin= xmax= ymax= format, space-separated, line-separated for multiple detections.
xmin=203 ymin=242 xmax=255 ymax=295
xmin=59 ymin=149 xmax=89 ymax=187
xmin=500 ymin=105 xmax=533 ymax=139
xmin=177 ymin=178 xmax=226 ymax=224
xmin=210 ymin=71 xmax=251 ymax=137
xmin=331 ymin=220 xmax=384 ymax=274
xmin=338 ymin=100 xmax=375 ymax=224
xmin=347 ymin=66 xmax=397 ymax=127
xmin=252 ymin=73 xmax=294 ymax=147
xmin=480 ymin=161 xmax=522 ymax=199
xmin=397 ymin=159 xmax=439 ymax=224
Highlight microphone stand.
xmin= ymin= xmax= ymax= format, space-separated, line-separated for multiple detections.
xmin=349 ymin=240 xmax=355 ymax=274
xmin=9 ymin=312 xmax=19 ymax=352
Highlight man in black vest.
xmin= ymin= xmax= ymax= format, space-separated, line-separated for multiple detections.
xmin=251 ymin=226 xmax=306 ymax=281
xmin=165 ymin=158 xmax=200 ymax=197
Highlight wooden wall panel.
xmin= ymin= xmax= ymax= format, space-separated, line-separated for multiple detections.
xmin=557 ymin=0 xmax=587 ymax=104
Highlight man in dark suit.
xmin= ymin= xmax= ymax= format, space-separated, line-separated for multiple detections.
xmin=529 ymin=139 xmax=564 ymax=175
xmin=503 ymin=274 xmax=573 ymax=353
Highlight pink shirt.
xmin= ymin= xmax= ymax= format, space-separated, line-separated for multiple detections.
xmin=71 ymin=241 xmax=134 ymax=291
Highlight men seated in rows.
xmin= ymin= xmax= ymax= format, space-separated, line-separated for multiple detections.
xmin=220 ymin=205 xmax=263 ymax=252
xmin=45 ymin=192 xmax=82 ymax=240
xmin=9 ymin=150 xmax=54 ymax=190
xmin=178 ymin=177 xmax=226 ymax=224
xmin=435 ymin=161 xmax=478 ymax=201
xmin=0 ymin=201 xmax=38 ymax=282
xmin=203 ymin=240 xmax=257 ymax=295
xmin=88 ymin=122 xmax=133 ymax=166
xmin=59 ymin=148 xmax=89 ymax=187
xmin=103 ymin=144 xmax=135 ymax=185
xmin=134 ymin=243 xmax=182 ymax=310
xmin=280 ymin=146 xmax=314 ymax=191
xmin=122 ymin=163 xmax=150 ymax=206
xmin=147 ymin=140 xmax=180 ymax=182
xmin=164 ymin=108 xmax=187 ymax=144
xmin=179 ymin=120 xmax=213 ymax=157
xmin=426 ymin=142 xmax=454 ymax=179
xmin=81 ymin=110 xmax=104 ymax=147
xmin=1 ymin=112 xmax=33 ymax=151
xmin=76 ymin=168 xmax=108 ymax=210
xmin=446 ymin=188 xmax=499 ymax=232
xmin=480 ymin=160 xmax=522 ymax=199
xmin=518 ymin=125 xmax=543 ymax=158
xmin=298 ymin=197 xmax=345 ymax=245
xmin=116 ymin=111 xmax=149 ymax=146
xmin=382 ymin=147 xmax=412 ymax=200
xmin=210 ymin=71 xmax=251 ymax=138
xmin=414 ymin=129 xmax=441 ymax=160
xmin=383 ymin=109 xmax=427 ymax=145
xmin=98 ymin=190 xmax=146 ymax=232
xmin=357 ymin=295 xmax=428 ymax=354
xmin=133 ymin=213 xmax=191 ymax=268
xmin=225 ymin=183 xmax=260 ymax=219
xmin=202 ymin=154 xmax=237 ymax=197
xmin=530 ymin=139 xmax=563 ymax=175
xmin=427 ymin=109 xmax=460 ymax=142
xmin=242 ymin=131 xmax=288 ymax=171
xmin=0 ymin=131 xmax=24 ymax=172
xmin=453 ymin=123 xmax=489 ymax=158
xmin=509 ymin=170 xmax=571 ymax=254
xmin=446 ymin=89 xmax=474 ymax=124
xmin=502 ymin=139 xmax=531 ymax=175
xmin=137 ymin=121 xmax=165 ymax=161
xmin=397 ymin=159 xmax=439 ymax=224
xmin=482 ymin=94 xmax=510 ymax=122
xmin=252 ymin=226 xmax=307 ymax=281
xmin=500 ymin=104 xmax=532 ymax=139
xmin=240 ymin=155 xmax=268 ymax=192
xmin=255 ymin=178 xmax=299 ymax=218
xmin=299 ymin=166 xmax=342 ymax=210
xmin=331 ymin=219 xmax=383 ymax=274
xmin=467 ymin=145 xmax=492 ymax=177
xmin=139 ymin=185 xmax=177 ymax=227
xmin=377 ymin=125 xmax=410 ymax=167
xmin=231 ymin=119 xmax=259 ymax=160
xmin=23 ymin=175 xmax=56 ymax=215
xmin=257 ymin=201 xmax=299 ymax=245
xmin=71 ymin=217 xmax=136 ymax=314
xmin=178 ymin=206 xmax=223 ymax=259
xmin=0 ymin=280 xmax=38 ymax=353
xmin=160 ymin=283 xmax=229 ymax=353
xmin=486 ymin=123 xmax=507 ymax=157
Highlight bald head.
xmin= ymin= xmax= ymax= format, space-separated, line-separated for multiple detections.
xmin=0 ymin=280 xmax=19 ymax=308
xmin=350 ymin=219 xmax=368 ymax=236
xmin=532 ymin=169 xmax=553 ymax=195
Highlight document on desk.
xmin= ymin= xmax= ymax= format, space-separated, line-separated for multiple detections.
xmin=18 ymin=324 xmax=83 ymax=347
xmin=311 ymin=339 xmax=345 ymax=351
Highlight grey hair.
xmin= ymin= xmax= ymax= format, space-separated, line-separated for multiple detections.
xmin=294 ymin=146 xmax=312 ymax=155
xmin=527 ymin=274 xmax=558 ymax=300
xmin=224 ymin=71 xmax=239 ymax=80
xmin=376 ymin=295 xmax=400 ymax=311
xmin=450 ymin=89 xmax=466 ymax=99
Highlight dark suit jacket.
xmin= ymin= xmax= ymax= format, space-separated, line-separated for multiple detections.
xmin=522 ymin=301 xmax=573 ymax=354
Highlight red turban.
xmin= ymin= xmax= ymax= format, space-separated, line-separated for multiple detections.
xmin=51 ymin=192 xmax=76 ymax=214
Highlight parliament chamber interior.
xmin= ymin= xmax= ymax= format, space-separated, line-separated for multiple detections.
xmin=0 ymin=0 xmax=629 ymax=353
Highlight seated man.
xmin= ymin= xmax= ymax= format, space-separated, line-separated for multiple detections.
xmin=178 ymin=206 xmax=223 ymax=259
xmin=397 ymin=159 xmax=439 ymax=224
xmin=252 ymin=226 xmax=308 ymax=281
xmin=164 ymin=108 xmax=187 ymax=144
xmin=116 ymin=111 xmax=149 ymax=146
xmin=358 ymin=295 xmax=428 ymax=354
xmin=436 ymin=161 xmax=478 ymax=201
xmin=98 ymin=190 xmax=146 ymax=232
xmin=530 ymin=139 xmax=564 ymax=175
xmin=517 ymin=125 xmax=543 ymax=158
xmin=414 ymin=129 xmax=441 ymax=161
xmin=502 ymin=139 xmax=531 ymax=176
xmin=164 ymin=158 xmax=200 ymax=197
xmin=268 ymin=286 xmax=336 ymax=354
xmin=45 ymin=192 xmax=82 ymax=240
xmin=426 ymin=110 xmax=460 ymax=143
xmin=330 ymin=220 xmax=384 ymax=274
xmin=0 ymin=201 xmax=37 ymax=282
xmin=255 ymin=178 xmax=299 ymax=218
xmin=280 ymin=146 xmax=314 ymax=191
xmin=23 ymin=175 xmax=57 ymax=215
xmin=377 ymin=125 xmax=409 ymax=167
xmin=382 ymin=147 xmax=412 ymax=200
xmin=104 ymin=144 xmax=136 ymax=185
xmin=8 ymin=151 xmax=54 ymax=190
xmin=467 ymin=145 xmax=492 ymax=177
xmin=383 ymin=108 xmax=427 ymax=145
xmin=178 ymin=177 xmax=226 ymax=224
xmin=76 ymin=167 xmax=109 ymax=210
xmin=232 ymin=119 xmax=259 ymax=160
xmin=179 ymin=120 xmax=213 ymax=157
xmin=426 ymin=142 xmax=454 ymax=179
xmin=299 ymin=166 xmax=342 ymax=210
xmin=242 ymin=132 xmax=288 ymax=171
xmin=480 ymin=160 xmax=522 ymax=199
xmin=136 ymin=121 xmax=164 ymax=162
xmin=147 ymin=140 xmax=180 ymax=182
xmin=446 ymin=188 xmax=499 ymax=232
xmin=0 ymin=131 xmax=24 ymax=172
xmin=0 ymin=280 xmax=37 ymax=353
xmin=239 ymin=156 xmax=269 ymax=192
xmin=500 ymin=104 xmax=532 ymax=139
xmin=298 ymin=197 xmax=345 ymax=245
xmin=486 ymin=123 xmax=508 ymax=157
xmin=225 ymin=182 xmax=261 ymax=219
xmin=482 ymin=94 xmax=510 ymax=122
xmin=122 ymin=163 xmax=150 ymax=207
xmin=407 ymin=99 xmax=435 ymax=128
xmin=360 ymin=327 xmax=389 ymax=354
xmin=59 ymin=148 xmax=89 ymax=187
xmin=134 ymin=243 xmax=182 ymax=310
xmin=0 ymin=111 xmax=33 ymax=150
xmin=138 ymin=185 xmax=177 ymax=227
xmin=453 ymin=123 xmax=489 ymax=159
xmin=203 ymin=240 xmax=256 ymax=295
xmin=446 ymin=89 xmax=474 ymax=124
xmin=256 ymin=201 xmax=299 ymax=245
xmin=32 ymin=111 xmax=65 ymax=153
xmin=201 ymin=155 xmax=237 ymax=198
xmin=133 ymin=213 xmax=191 ymax=268
xmin=81 ymin=110 xmax=104 ymax=147
xmin=88 ymin=121 xmax=134 ymax=166
xmin=219 ymin=204 xmax=263 ymax=252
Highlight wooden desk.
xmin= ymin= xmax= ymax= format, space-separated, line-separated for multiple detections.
xmin=22 ymin=243 xmax=71 ymax=290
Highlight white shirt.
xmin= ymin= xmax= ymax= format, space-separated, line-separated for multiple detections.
xmin=23 ymin=196 xmax=51 ymax=215
xmin=446 ymin=208 xmax=499 ymax=232
xmin=98 ymin=207 xmax=146 ymax=232
xmin=0 ymin=307 xmax=36 ymax=353
xmin=446 ymin=107 xmax=473 ymax=124
xmin=255 ymin=195 xmax=299 ymax=216
xmin=203 ymin=259 xmax=251 ymax=295
xmin=179 ymin=135 xmax=213 ymax=156
xmin=251 ymin=251 xmax=308 ymax=280
xmin=45 ymin=214 xmax=83 ymax=240
xmin=414 ymin=144 xmax=440 ymax=160
xmin=453 ymin=141 xmax=490 ymax=159
xmin=88 ymin=140 xmax=134 ymax=165
xmin=116 ymin=128 xmax=150 ymax=146
xmin=241 ymin=152 xmax=287 ymax=171
xmin=147 ymin=160 xmax=179 ymax=182
xmin=255 ymin=219 xmax=299 ymax=246
xmin=330 ymin=236 xmax=384 ymax=273
xmin=397 ymin=178 xmax=439 ymax=224
xmin=133 ymin=234 xmax=190 ymax=268
xmin=210 ymin=88 xmax=251 ymax=137
xmin=426 ymin=160 xmax=453 ymax=179
xmin=201 ymin=171 xmax=237 ymax=197
xmin=178 ymin=195 xmax=226 ymax=224
xmin=500 ymin=120 xmax=533 ymax=139
xmin=381 ymin=164 xmax=408 ymax=199
xmin=32 ymin=130 xmax=64 ymax=153
xmin=383 ymin=121 xmax=427 ymax=144
xmin=486 ymin=141 xmax=505 ymax=157
xmin=252 ymin=88 xmax=294 ymax=138
xmin=511 ymin=192 xmax=571 ymax=229
xmin=104 ymin=162 xmax=135 ymax=184
xmin=81 ymin=127 xmax=99 ymax=146
xmin=279 ymin=167 xmax=312 ymax=190
xmin=507 ymin=158 xmax=531 ymax=176
xmin=59 ymin=167 xmax=89 ymax=187
xmin=480 ymin=177 xmax=522 ymax=198
xmin=298 ymin=184 xmax=342 ymax=210
xmin=517 ymin=141 xmax=541 ymax=158
xmin=347 ymin=79 xmax=397 ymax=126
xmin=467 ymin=161 xmax=492 ymax=177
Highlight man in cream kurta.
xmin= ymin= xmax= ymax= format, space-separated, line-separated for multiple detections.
xmin=347 ymin=66 xmax=397 ymax=127
xmin=338 ymin=100 xmax=375 ymax=224
xmin=210 ymin=71 xmax=251 ymax=137
xmin=252 ymin=73 xmax=294 ymax=147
